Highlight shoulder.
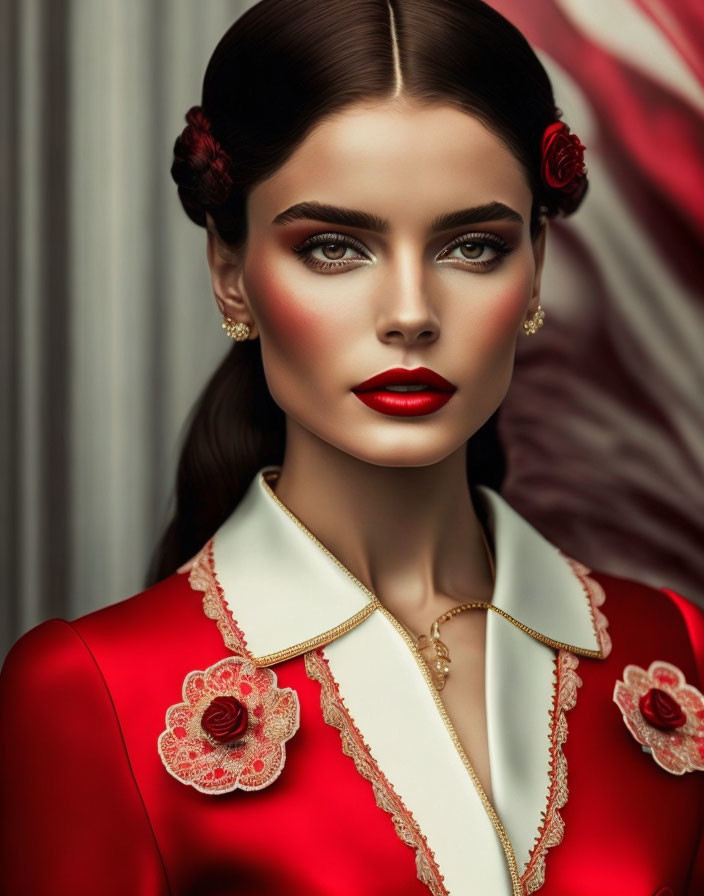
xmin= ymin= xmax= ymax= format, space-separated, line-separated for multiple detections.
xmin=2 ymin=569 xmax=183 ymax=673
xmin=1 ymin=563 xmax=228 ymax=710
xmin=586 ymin=565 xmax=704 ymax=687
xmin=588 ymin=565 xmax=703 ymax=634
xmin=0 ymin=591 xmax=177 ymax=894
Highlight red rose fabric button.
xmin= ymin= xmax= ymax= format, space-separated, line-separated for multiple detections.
xmin=613 ymin=660 xmax=704 ymax=774
xmin=159 ymin=655 xmax=300 ymax=794
xmin=638 ymin=687 xmax=686 ymax=731
xmin=201 ymin=694 xmax=249 ymax=743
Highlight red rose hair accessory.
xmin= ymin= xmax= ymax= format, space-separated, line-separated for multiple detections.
xmin=159 ymin=655 xmax=300 ymax=794
xmin=540 ymin=121 xmax=587 ymax=196
xmin=613 ymin=660 xmax=704 ymax=775
xmin=175 ymin=105 xmax=233 ymax=207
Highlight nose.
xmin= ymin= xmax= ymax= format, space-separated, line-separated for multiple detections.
xmin=376 ymin=249 xmax=440 ymax=347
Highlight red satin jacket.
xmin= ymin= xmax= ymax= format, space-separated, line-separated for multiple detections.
xmin=1 ymin=473 xmax=703 ymax=895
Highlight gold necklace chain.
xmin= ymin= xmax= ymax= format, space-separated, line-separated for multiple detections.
xmin=412 ymin=522 xmax=496 ymax=691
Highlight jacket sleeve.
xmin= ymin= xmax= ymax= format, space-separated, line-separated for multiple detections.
xmin=0 ymin=619 xmax=170 ymax=895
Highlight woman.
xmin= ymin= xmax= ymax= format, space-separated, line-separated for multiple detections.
xmin=1 ymin=1 xmax=702 ymax=893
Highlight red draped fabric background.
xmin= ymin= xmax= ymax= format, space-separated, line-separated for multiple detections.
xmin=489 ymin=0 xmax=704 ymax=606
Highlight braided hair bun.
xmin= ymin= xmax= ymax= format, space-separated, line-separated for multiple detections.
xmin=171 ymin=106 xmax=233 ymax=227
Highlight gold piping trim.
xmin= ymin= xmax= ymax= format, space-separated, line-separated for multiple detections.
xmin=474 ymin=602 xmax=603 ymax=659
xmin=375 ymin=601 xmax=523 ymax=895
xmin=261 ymin=470 xmax=603 ymax=659
xmin=261 ymin=470 xmax=378 ymax=600
xmin=250 ymin=602 xmax=381 ymax=666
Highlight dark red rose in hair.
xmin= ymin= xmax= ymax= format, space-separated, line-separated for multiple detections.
xmin=201 ymin=695 xmax=249 ymax=744
xmin=540 ymin=121 xmax=586 ymax=194
xmin=638 ymin=687 xmax=686 ymax=731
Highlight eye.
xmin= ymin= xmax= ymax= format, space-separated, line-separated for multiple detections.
xmin=456 ymin=243 xmax=488 ymax=260
xmin=436 ymin=232 xmax=514 ymax=269
xmin=292 ymin=232 xmax=372 ymax=272
xmin=317 ymin=244 xmax=347 ymax=261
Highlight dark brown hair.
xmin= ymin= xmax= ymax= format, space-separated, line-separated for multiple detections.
xmin=147 ymin=0 xmax=588 ymax=585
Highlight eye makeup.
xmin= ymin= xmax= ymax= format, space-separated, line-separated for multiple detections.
xmin=291 ymin=229 xmax=515 ymax=273
xmin=436 ymin=231 xmax=514 ymax=270
xmin=291 ymin=232 xmax=373 ymax=272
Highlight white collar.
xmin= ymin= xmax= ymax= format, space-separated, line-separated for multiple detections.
xmin=210 ymin=466 xmax=606 ymax=666
xmin=201 ymin=466 xmax=610 ymax=887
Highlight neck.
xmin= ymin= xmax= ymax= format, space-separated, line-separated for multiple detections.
xmin=271 ymin=421 xmax=495 ymax=622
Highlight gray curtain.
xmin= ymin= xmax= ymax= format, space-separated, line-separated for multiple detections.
xmin=1 ymin=0 xmax=254 ymax=659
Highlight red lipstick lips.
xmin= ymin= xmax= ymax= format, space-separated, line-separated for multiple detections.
xmin=352 ymin=367 xmax=457 ymax=417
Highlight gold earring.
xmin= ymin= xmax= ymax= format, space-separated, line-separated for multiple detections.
xmin=523 ymin=304 xmax=545 ymax=335
xmin=222 ymin=317 xmax=250 ymax=341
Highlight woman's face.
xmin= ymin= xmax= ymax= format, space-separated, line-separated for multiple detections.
xmin=215 ymin=99 xmax=546 ymax=467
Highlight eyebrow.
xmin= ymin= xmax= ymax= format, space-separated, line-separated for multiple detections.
xmin=271 ymin=200 xmax=523 ymax=232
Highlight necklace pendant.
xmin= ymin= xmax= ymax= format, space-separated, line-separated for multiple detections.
xmin=435 ymin=671 xmax=449 ymax=691
xmin=431 ymin=658 xmax=451 ymax=690
xmin=417 ymin=633 xmax=452 ymax=690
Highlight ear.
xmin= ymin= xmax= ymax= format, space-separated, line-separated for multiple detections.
xmin=205 ymin=213 xmax=259 ymax=339
xmin=527 ymin=218 xmax=548 ymax=316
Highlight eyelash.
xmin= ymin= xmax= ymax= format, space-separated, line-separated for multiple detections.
xmin=438 ymin=232 xmax=514 ymax=268
xmin=291 ymin=231 xmax=514 ymax=272
xmin=291 ymin=233 xmax=370 ymax=271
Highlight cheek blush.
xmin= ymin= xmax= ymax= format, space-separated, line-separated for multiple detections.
xmin=480 ymin=281 xmax=533 ymax=339
xmin=245 ymin=264 xmax=324 ymax=352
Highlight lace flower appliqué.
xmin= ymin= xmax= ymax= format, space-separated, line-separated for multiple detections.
xmin=613 ymin=660 xmax=704 ymax=775
xmin=159 ymin=655 xmax=300 ymax=794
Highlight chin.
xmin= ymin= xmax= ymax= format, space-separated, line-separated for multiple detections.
xmin=325 ymin=428 xmax=467 ymax=470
